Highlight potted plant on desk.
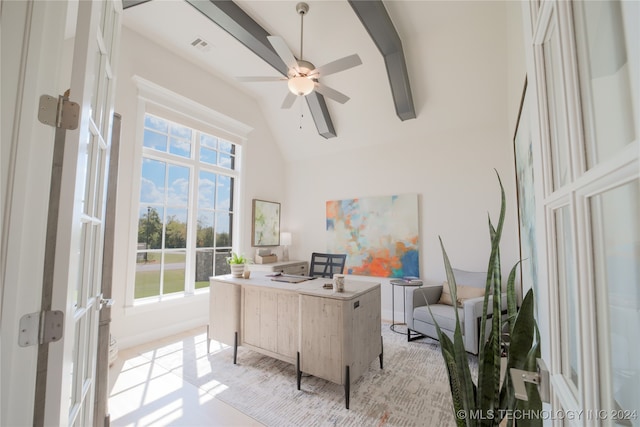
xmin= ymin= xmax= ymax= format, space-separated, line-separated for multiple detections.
xmin=227 ymin=252 xmax=247 ymax=278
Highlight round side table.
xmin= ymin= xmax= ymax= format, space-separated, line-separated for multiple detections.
xmin=390 ymin=279 xmax=422 ymax=337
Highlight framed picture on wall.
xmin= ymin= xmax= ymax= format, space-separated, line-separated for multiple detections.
xmin=513 ymin=77 xmax=538 ymax=298
xmin=251 ymin=199 xmax=280 ymax=247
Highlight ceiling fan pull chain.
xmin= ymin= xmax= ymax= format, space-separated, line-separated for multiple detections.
xmin=299 ymin=99 xmax=304 ymax=129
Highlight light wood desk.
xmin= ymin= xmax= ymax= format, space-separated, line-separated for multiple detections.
xmin=208 ymin=273 xmax=382 ymax=408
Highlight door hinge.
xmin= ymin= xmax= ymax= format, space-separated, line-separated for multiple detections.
xmin=18 ymin=310 xmax=64 ymax=347
xmin=510 ymin=358 xmax=551 ymax=403
xmin=38 ymin=94 xmax=79 ymax=130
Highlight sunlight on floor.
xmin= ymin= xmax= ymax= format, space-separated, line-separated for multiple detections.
xmin=108 ymin=327 xmax=263 ymax=426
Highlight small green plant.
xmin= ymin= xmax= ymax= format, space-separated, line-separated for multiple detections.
xmin=433 ymin=171 xmax=541 ymax=427
xmin=226 ymin=252 xmax=247 ymax=265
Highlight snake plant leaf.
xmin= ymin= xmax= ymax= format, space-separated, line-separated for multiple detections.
xmin=439 ymin=238 xmax=477 ymax=425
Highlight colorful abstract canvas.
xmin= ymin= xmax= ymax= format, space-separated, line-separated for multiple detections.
xmin=326 ymin=194 xmax=419 ymax=278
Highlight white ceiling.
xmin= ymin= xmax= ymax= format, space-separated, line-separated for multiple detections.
xmin=122 ymin=0 xmax=426 ymax=160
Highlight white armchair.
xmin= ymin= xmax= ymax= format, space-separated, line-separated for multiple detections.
xmin=404 ymin=268 xmax=507 ymax=355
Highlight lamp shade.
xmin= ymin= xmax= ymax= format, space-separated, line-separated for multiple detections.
xmin=287 ymin=76 xmax=314 ymax=96
xmin=280 ymin=232 xmax=292 ymax=246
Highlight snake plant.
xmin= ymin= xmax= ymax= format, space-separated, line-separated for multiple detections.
xmin=433 ymin=171 xmax=541 ymax=426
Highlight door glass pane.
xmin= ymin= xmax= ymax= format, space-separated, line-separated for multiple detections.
xmin=590 ymin=179 xmax=640 ymax=422
xmin=543 ymin=22 xmax=571 ymax=190
xmin=555 ymin=205 xmax=580 ymax=393
xmin=573 ymin=1 xmax=636 ymax=169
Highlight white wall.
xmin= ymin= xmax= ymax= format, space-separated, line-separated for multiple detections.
xmin=283 ymin=1 xmax=525 ymax=321
xmin=110 ymin=28 xmax=286 ymax=348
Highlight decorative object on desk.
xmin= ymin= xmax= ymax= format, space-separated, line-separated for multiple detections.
xmin=226 ymin=252 xmax=247 ymax=278
xmin=280 ymin=232 xmax=292 ymax=261
xmin=430 ymin=171 xmax=541 ymax=426
xmin=332 ymin=273 xmax=345 ymax=292
xmin=255 ymin=253 xmax=278 ymax=264
xmin=326 ymin=194 xmax=419 ymax=278
xmin=242 ymin=270 xmax=251 ymax=279
xmin=252 ymin=199 xmax=280 ymax=247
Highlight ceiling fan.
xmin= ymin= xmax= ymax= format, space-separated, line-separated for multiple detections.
xmin=237 ymin=2 xmax=362 ymax=109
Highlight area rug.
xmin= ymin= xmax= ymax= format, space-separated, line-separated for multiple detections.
xmin=124 ymin=324 xmax=473 ymax=426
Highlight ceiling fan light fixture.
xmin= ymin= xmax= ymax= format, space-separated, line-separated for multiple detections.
xmin=288 ymin=76 xmax=315 ymax=96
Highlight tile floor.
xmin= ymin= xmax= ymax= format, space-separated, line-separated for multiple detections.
xmin=108 ymin=326 xmax=264 ymax=426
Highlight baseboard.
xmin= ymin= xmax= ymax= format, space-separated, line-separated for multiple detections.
xmin=116 ymin=316 xmax=208 ymax=350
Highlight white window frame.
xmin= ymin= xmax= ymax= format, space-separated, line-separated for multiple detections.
xmin=125 ymin=76 xmax=252 ymax=307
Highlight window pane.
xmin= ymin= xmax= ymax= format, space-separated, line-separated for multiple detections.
xmin=135 ymin=252 xmax=161 ymax=299
xmin=143 ymin=129 xmax=167 ymax=151
xmin=167 ymin=165 xmax=189 ymax=206
xmin=163 ymin=251 xmax=186 ymax=295
xmin=197 ymin=211 xmax=213 ymax=248
xmin=140 ymin=159 xmax=165 ymax=204
xmin=165 ymin=208 xmax=187 ymax=249
xmin=543 ymin=22 xmax=571 ymax=190
xmin=198 ymin=171 xmax=216 ymax=209
xmin=219 ymin=139 xmax=233 ymax=154
xmin=145 ymin=115 xmax=168 ymax=132
xmin=200 ymin=147 xmax=217 ymax=165
xmin=170 ymin=123 xmax=192 ymax=140
xmin=200 ymin=134 xmax=217 ymax=149
xmin=217 ymin=175 xmax=233 ymax=210
xmin=555 ymin=205 xmax=580 ymax=393
xmin=215 ymin=212 xmax=232 ymax=247
xmin=573 ymin=1 xmax=636 ymax=169
xmin=591 ymin=179 xmax=640 ymax=421
xmin=195 ymin=249 xmax=213 ymax=289
xmin=169 ymin=137 xmax=191 ymax=158
xmin=215 ymin=250 xmax=232 ymax=276
xmin=138 ymin=206 xmax=163 ymax=250
xmin=219 ymin=152 xmax=234 ymax=170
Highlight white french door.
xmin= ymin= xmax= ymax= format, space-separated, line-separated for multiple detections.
xmin=524 ymin=0 xmax=639 ymax=425
xmin=42 ymin=1 xmax=121 ymax=425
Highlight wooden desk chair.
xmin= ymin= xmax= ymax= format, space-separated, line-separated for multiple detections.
xmin=309 ymin=252 xmax=347 ymax=278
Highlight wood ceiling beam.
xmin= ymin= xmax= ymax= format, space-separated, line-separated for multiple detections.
xmin=348 ymin=0 xmax=416 ymax=121
xmin=185 ymin=0 xmax=337 ymax=138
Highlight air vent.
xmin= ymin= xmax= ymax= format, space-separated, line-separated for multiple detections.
xmin=190 ymin=36 xmax=211 ymax=52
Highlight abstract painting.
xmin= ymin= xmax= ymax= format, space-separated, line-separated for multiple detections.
xmin=252 ymin=199 xmax=280 ymax=246
xmin=326 ymin=194 xmax=419 ymax=278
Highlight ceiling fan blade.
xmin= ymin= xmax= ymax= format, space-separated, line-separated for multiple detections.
xmin=281 ymin=91 xmax=297 ymax=109
xmin=310 ymin=54 xmax=362 ymax=77
xmin=236 ymin=76 xmax=286 ymax=82
xmin=314 ymin=83 xmax=350 ymax=104
xmin=267 ymin=36 xmax=299 ymax=73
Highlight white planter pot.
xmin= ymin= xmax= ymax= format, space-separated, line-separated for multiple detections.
xmin=230 ymin=264 xmax=245 ymax=278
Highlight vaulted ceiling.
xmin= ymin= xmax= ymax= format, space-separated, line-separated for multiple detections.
xmin=122 ymin=1 xmax=441 ymax=160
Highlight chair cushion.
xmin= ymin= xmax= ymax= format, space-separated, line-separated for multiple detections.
xmin=413 ymin=304 xmax=464 ymax=332
xmin=438 ymin=281 xmax=485 ymax=307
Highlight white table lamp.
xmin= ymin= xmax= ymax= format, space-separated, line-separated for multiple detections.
xmin=280 ymin=232 xmax=292 ymax=261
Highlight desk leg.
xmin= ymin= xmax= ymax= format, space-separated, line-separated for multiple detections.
xmin=233 ymin=332 xmax=238 ymax=365
xmin=344 ymin=365 xmax=350 ymax=409
xmin=296 ymin=352 xmax=302 ymax=390
xmin=379 ymin=336 xmax=384 ymax=369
